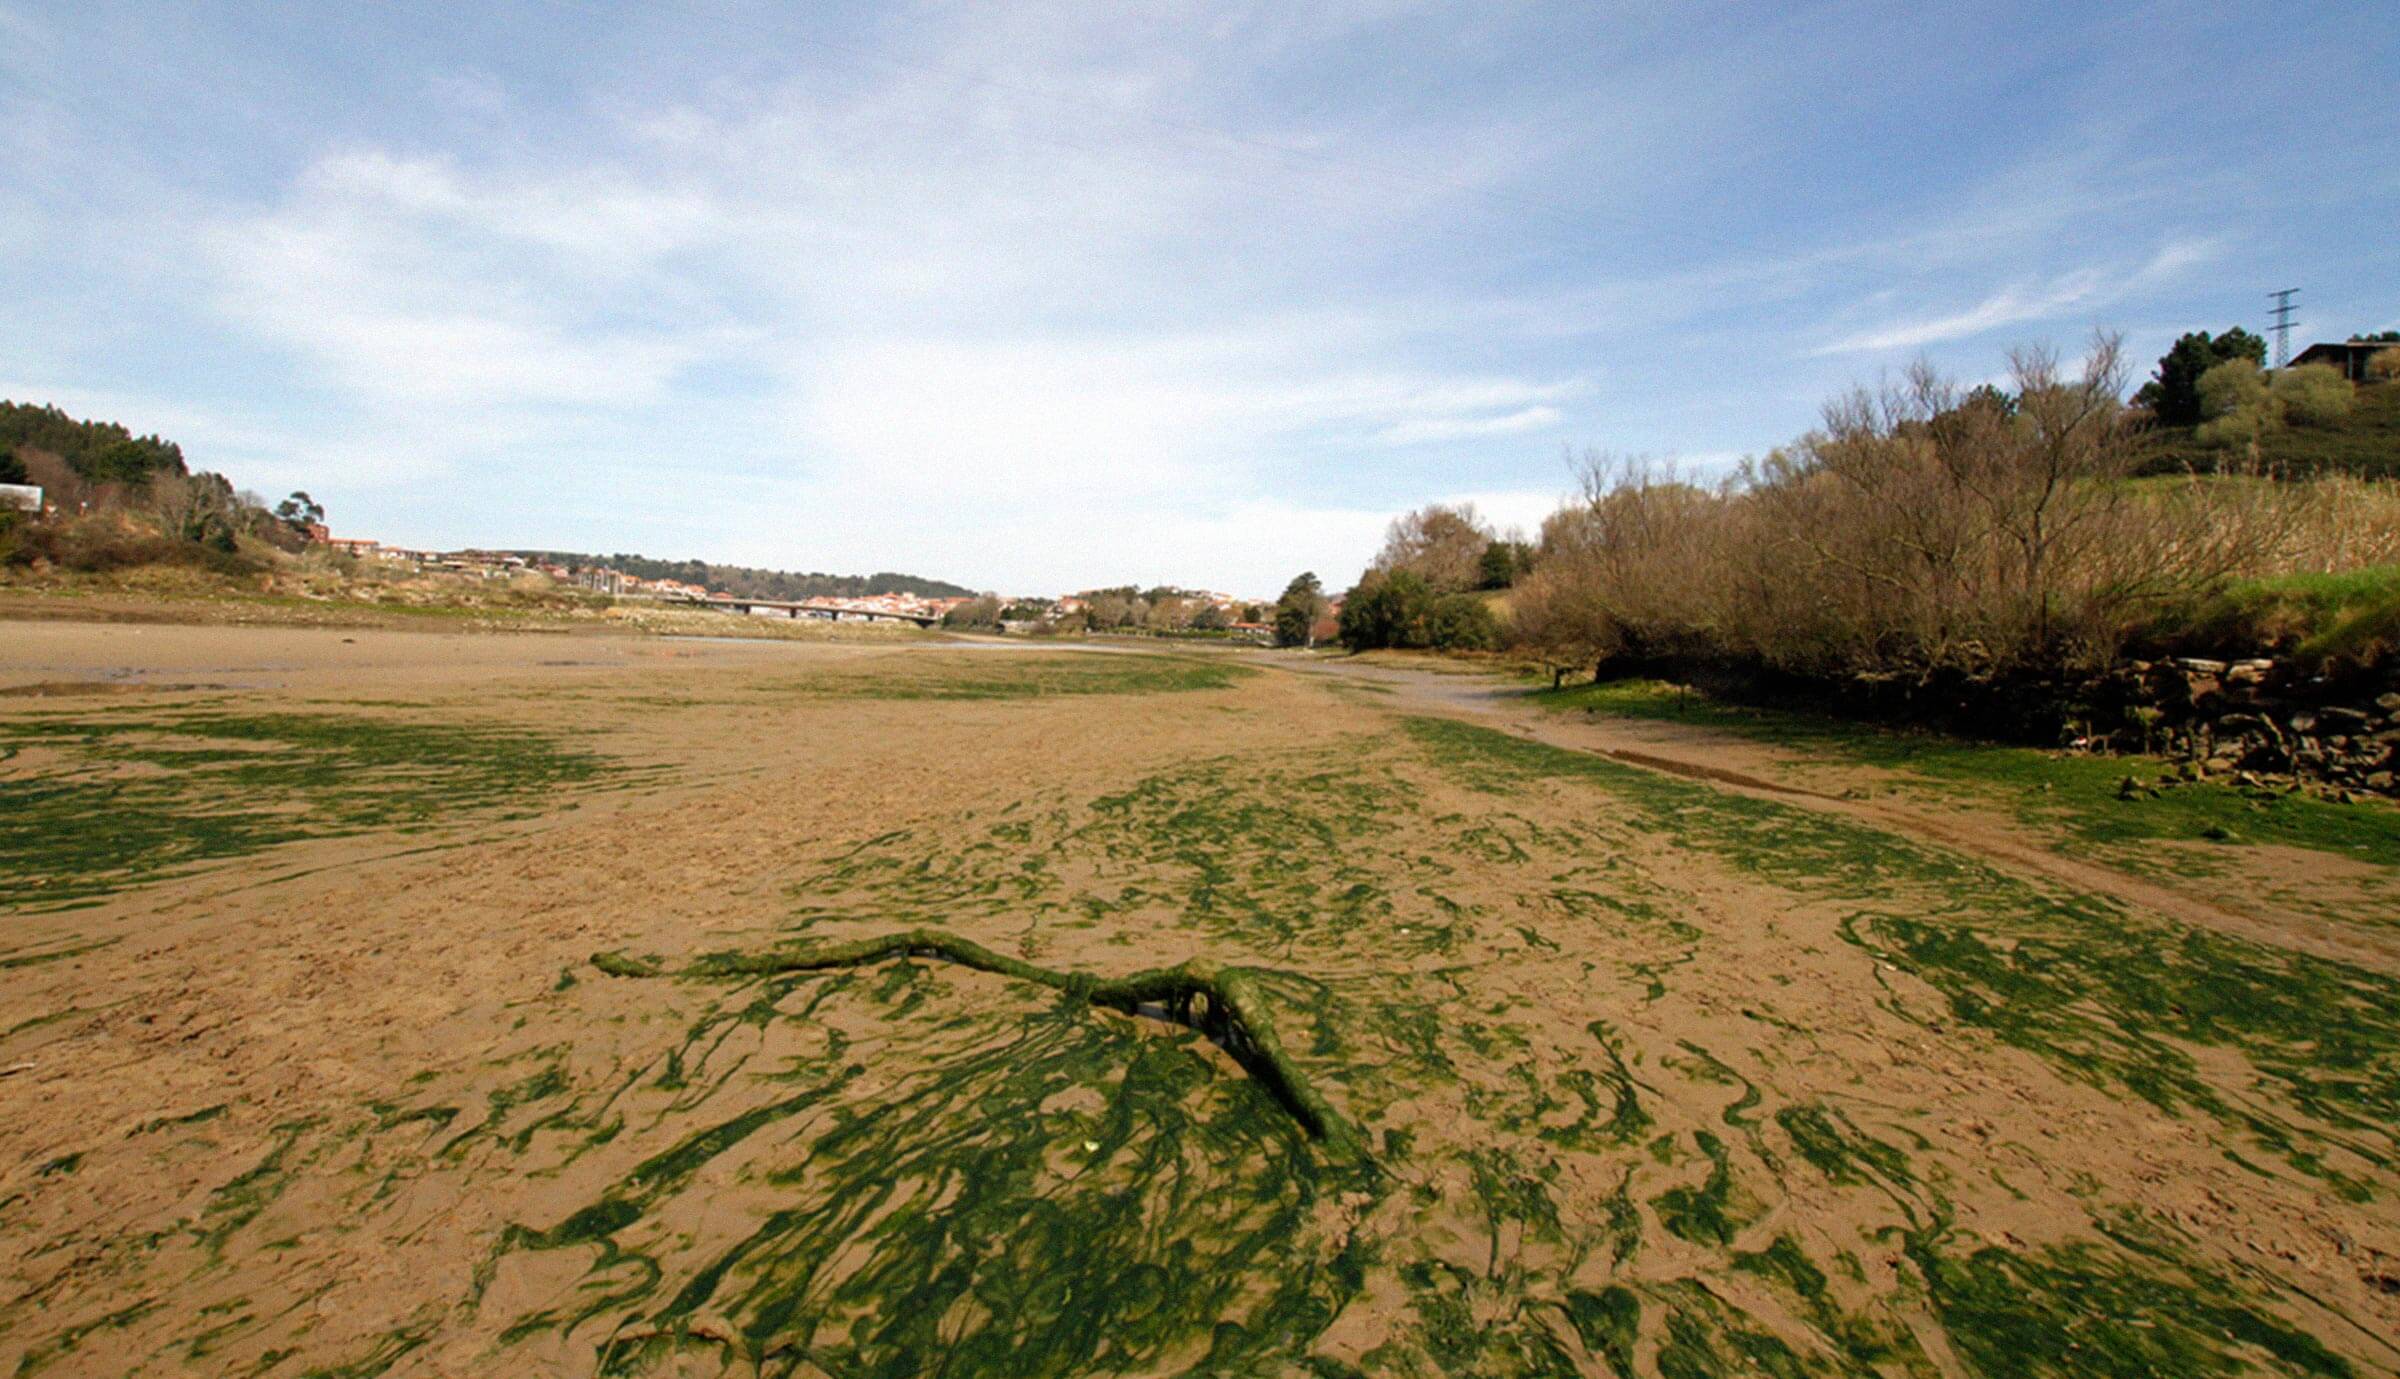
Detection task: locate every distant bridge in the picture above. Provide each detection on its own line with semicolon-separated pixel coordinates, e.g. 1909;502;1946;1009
698;596;941;627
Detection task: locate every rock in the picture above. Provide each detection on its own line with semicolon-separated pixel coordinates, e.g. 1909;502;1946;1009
2289;711;2319;734
2172;657;2229;675
2116;775;2143;801
2376;692;2400;714
2317;706;2371;731
2200;823;2239;842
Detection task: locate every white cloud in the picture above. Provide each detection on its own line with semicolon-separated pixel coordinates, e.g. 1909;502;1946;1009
1812;237;2223;356
16;2;2367;597
203;154;736;414
1813;273;2108;355
1376;405;1562;445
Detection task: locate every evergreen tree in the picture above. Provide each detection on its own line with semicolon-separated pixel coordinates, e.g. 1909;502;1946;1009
1272;572;1326;647
2135;329;2267;426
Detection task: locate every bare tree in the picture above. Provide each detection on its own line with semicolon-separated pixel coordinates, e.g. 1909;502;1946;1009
1373;503;1493;592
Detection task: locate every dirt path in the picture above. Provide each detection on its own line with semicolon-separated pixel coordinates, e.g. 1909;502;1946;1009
1264;650;2400;974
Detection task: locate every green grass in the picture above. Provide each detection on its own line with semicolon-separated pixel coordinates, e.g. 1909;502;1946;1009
2144;563;2400;663
0;708;622;909
1534;677;2400;867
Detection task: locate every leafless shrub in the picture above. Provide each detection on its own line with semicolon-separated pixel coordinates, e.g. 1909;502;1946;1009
1372;503;1494;593
1512;332;2397;683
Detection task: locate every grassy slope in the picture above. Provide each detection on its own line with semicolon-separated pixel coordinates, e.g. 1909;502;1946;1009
2145;378;2400;478
2141;564;2400;663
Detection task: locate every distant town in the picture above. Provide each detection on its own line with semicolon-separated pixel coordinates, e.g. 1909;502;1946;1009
301;525;1276;635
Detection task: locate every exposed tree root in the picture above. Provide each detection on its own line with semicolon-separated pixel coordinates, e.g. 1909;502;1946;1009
591;928;1367;1161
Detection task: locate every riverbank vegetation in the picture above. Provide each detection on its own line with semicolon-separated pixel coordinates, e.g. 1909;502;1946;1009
1325;334;2400;705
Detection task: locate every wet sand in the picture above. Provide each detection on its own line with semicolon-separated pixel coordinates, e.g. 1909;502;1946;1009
4;620;2395;1377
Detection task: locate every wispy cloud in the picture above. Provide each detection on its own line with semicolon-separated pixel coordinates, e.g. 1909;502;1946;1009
1376;405;1563;445
1812;237;2224;356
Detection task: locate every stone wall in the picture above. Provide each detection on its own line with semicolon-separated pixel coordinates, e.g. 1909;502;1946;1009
2118;657;2400;797
1657;652;2400;800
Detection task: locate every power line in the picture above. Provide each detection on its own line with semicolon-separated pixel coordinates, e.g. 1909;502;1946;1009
2268;287;2299;367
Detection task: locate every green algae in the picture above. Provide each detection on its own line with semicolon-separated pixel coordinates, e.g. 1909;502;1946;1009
1401;716;2400;1180
12;1297;163;1377
1651;1131;1750;1247
0;708;621;908
194;1120;320;1259
129;1103;229;1138
592;928;1365;1157
1561;1284;1641;1373
485;963;1361;1378
0;937;118;970
5;703;2385;1376
1774;1104;1916;1193
1908;1230;2356;1379
766;652;1251;701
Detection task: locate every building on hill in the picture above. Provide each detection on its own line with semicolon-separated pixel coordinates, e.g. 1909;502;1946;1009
2290;339;2395;383
573;566;629;595
1;483;41;513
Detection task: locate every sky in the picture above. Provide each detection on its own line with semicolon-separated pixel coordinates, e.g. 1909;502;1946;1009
3;2;2394;597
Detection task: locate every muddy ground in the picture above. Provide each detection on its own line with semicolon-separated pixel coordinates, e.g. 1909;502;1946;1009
2;619;2396;1378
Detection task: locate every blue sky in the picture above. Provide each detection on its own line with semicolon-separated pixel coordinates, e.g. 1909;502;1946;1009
3;2;2393;595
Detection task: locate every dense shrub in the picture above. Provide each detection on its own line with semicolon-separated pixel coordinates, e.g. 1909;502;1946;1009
2273;363;2354;427
1427;594;1502;651
1337;569;1433;648
7;510;257;575
1337;571;1506;652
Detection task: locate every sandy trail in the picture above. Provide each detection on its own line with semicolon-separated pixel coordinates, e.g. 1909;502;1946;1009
3;621;2395;1378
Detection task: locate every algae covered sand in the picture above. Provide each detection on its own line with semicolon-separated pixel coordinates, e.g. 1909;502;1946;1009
2;622;2395;1377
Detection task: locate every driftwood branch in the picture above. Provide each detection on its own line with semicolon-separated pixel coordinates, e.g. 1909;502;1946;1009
592;928;1365;1161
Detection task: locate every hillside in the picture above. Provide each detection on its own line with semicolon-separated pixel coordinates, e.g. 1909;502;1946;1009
2143;377;2400;478
1;400;188;487
510;551;977;601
